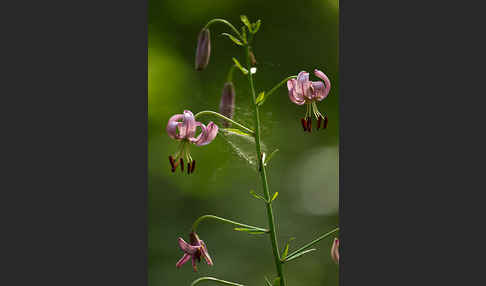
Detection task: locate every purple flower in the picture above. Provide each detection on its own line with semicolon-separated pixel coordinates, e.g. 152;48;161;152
195;28;211;71
287;69;331;132
219;82;235;127
176;232;213;272
166;110;219;174
331;237;339;264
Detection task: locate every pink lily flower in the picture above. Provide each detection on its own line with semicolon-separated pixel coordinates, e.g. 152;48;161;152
287;69;331;132
166;110;218;174
176;232;213;272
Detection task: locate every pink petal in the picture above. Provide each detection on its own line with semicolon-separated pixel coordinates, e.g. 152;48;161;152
314;69;331;98
311;81;329;101
199;240;213;266
178;238;198;254
191;256;198;272
176;253;191;268
193;122;218;146
189;122;206;143
166;114;184;140
179;110;196;139
287;79;305;105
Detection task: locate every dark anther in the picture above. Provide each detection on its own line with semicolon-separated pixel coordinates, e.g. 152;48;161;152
301;118;307;131
323;116;328;129
307;117;312;132
180;158;184;172
169;156;176;172
187;162;191;174
191;160;196;173
317;116;322;130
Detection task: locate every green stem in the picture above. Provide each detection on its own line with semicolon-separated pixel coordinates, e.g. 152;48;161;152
194;110;254;135
204;19;243;41
192;214;268;233
191;277;245;286
227;64;237;82
264;75;297;104
245;44;286;286
284;227;339;260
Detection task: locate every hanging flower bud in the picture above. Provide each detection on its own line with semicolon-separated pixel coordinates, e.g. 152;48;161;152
219;82;235;127
195;28;211;71
331;237;340;264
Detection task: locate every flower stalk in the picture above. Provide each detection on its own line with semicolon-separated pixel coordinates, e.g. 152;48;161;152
245;42;286;286
194;110;254;135
192;214;268;233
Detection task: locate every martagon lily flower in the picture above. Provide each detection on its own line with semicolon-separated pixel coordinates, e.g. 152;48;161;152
176;232;213;272
287;69;331;132
166;110;218;174
331;237;340;264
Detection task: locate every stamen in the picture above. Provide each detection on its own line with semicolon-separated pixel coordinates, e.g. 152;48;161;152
191;160;196;173
169;156;176;172
301;118;307;131
180;158;184;172
307;117;312;132
323;116;328;129
187;162;191;174
317;116;322;130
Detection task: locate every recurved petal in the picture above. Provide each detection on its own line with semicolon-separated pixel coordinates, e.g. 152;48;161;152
194;122;218;146
199;240;213;266
176;253;191;268
287;79;305;105
178;237;199;254
167;114;184;139
314;69;331;97
331;238;340;264
311;81;329;101
180;110;197;138
189;122;206;144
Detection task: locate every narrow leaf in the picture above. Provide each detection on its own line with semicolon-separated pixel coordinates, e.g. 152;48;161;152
264;277;272;286
264;149;279;165
249;190;266;201
241;26;247;43
221;33;243;46
271;192;279;202
240;15;252;32
273;277;281;286
232;57;248;75
255;92;265;105
222;128;252;137
281;237;295;259
284;249;317;262
234;227;266;234
252;20;261;34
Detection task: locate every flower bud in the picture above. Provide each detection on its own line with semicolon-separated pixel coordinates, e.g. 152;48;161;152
195;28;211;71
331;237;340;264
219;82;235;127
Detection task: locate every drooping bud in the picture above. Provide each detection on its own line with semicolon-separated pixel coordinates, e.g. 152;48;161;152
195;28;211;71
331;238;340;264
219;82;235;127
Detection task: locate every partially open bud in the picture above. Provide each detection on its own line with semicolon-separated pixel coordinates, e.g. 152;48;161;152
331;238;340;264
219;82;235;127
195;28;211;71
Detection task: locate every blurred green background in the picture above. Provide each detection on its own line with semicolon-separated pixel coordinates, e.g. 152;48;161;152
149;0;339;285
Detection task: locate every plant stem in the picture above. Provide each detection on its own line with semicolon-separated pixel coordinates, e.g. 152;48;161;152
191;277;245;286
192;214;268;233
285;227;339;260
194;110;254;135
204;19;243;41
263;75;297;104
245;44;286;286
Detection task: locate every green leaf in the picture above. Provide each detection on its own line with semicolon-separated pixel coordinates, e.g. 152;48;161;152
273;277;281;286
264;149;279;165
240;15;252;32
255;92;265;105
250;190;266;201
222;128;252;137
264;277;272;286
221;33;243;46
241;26;247;43
284;249;317;262
271;192;279;202
281;237;295;260
232;57;248;75
252;20;261;34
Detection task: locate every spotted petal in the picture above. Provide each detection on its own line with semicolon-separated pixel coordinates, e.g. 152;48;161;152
287;79;305;105
313;69;331;101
